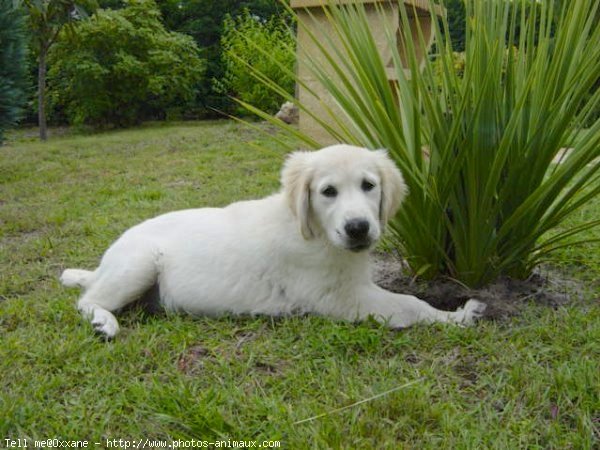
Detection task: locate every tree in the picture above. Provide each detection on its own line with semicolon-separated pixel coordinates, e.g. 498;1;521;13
47;0;204;127
445;0;466;51
0;0;28;144
23;0;96;140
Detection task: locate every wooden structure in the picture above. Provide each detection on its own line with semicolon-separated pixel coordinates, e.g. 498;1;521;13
291;0;443;144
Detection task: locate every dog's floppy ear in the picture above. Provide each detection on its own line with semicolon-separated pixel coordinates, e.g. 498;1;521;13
281;151;314;239
374;150;408;226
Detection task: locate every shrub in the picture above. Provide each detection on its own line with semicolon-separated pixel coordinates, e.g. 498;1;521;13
0;0;28;142
47;0;204;127
158;1;288;117
217;9;295;115
246;0;600;287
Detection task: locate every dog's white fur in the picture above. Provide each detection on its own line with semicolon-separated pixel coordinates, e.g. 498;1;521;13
61;145;485;338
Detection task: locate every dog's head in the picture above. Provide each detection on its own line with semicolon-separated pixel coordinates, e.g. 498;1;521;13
281;145;407;252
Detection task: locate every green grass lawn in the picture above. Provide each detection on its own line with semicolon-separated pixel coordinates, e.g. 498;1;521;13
1;121;598;448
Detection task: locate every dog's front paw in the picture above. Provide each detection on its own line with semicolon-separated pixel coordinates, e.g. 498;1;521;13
91;309;120;339
456;299;487;325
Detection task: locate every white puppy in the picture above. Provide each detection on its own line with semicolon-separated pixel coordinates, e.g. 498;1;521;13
61;145;485;338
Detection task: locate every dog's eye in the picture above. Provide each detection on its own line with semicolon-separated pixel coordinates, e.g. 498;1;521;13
361;180;376;192
321;185;338;198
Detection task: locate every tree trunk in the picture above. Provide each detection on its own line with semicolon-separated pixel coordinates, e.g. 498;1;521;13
38;47;48;141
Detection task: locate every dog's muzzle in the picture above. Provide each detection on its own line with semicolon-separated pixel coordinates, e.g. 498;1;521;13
344;218;372;252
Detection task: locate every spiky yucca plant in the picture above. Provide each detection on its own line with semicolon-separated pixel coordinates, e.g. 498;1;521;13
242;0;600;287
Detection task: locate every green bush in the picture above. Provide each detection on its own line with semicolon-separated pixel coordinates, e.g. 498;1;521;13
0;0;28;142
47;0;204;127
247;0;600;287
217;9;295;115
158;1;288;117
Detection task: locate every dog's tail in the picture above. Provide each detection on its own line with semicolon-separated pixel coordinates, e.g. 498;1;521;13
60;269;94;289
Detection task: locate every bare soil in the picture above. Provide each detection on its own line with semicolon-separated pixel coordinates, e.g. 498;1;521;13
372;252;585;320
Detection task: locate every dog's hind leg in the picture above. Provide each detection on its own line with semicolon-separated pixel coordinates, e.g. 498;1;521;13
72;241;159;338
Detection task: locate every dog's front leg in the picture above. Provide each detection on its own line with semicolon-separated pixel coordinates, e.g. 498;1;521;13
356;284;486;328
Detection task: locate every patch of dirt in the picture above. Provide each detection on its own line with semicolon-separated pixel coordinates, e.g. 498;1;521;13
372;252;586;320
177;344;211;375
176;328;287;376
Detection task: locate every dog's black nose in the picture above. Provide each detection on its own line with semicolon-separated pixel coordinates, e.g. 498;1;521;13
344;218;370;240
